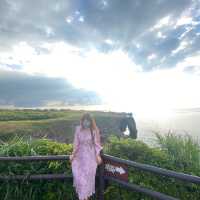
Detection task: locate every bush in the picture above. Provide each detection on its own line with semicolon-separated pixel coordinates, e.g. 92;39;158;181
103;134;200;200
0;133;200;200
0;136;74;200
154;131;200;175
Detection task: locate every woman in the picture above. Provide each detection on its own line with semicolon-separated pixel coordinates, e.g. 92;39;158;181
69;113;103;200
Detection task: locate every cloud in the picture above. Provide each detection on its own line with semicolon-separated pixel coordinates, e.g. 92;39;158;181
157;31;167;39
0;41;143;107
0;0;192;50
171;40;190;55
176;53;200;76
124;0;200;70
1;0;200;109
147;53;157;61
0;0;198;71
0;68;101;107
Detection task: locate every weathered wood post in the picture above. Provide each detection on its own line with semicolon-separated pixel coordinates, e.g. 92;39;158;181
98;150;104;200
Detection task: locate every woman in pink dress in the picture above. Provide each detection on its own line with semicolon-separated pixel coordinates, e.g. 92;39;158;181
69;113;103;200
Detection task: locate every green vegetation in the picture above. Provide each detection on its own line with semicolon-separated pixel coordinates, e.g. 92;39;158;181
104;133;200;200
0;136;73;200
154;131;200;175
0;109;124;142
0;109;66;121
0;109;199;199
0;132;199;199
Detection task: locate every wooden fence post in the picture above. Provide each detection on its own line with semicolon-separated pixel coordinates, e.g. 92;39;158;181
97;150;104;200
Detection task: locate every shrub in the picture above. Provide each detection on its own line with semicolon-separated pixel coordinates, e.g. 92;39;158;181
103;134;200;200
0;133;200;200
0;136;74;200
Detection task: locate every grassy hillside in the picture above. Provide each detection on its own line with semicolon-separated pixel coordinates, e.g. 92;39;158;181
0;109;126;143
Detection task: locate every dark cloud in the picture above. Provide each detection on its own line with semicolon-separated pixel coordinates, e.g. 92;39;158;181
126;14;200;69
0;69;102;107
1;0;200;108
0;0;192;49
0;0;200;71
130;33;182;70
77;0;190;43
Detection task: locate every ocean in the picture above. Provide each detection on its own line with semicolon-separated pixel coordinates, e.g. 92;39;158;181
135;109;200;145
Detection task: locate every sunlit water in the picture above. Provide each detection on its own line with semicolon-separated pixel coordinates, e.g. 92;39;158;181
135;111;200;146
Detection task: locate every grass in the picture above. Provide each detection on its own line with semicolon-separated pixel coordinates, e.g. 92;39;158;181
0;109;125;143
153;130;200;175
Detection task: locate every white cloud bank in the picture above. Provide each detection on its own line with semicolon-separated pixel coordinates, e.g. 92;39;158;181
1;41;200;115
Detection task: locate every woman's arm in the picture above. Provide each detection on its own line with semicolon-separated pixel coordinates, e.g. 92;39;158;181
94;127;103;156
72;126;80;157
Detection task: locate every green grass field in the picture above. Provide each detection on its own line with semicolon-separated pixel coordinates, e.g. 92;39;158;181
0;109;125;143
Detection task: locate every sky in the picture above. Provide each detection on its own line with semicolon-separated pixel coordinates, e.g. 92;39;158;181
0;0;200;114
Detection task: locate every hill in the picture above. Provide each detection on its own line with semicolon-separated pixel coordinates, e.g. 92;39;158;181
0;109;127;143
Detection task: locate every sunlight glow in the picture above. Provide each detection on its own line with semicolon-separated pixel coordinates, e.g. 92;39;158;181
2;41;200;119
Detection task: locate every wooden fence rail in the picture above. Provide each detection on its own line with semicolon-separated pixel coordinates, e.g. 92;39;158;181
0;153;200;200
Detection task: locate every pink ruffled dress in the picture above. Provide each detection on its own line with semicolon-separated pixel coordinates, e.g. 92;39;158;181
71;125;103;200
